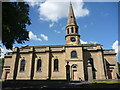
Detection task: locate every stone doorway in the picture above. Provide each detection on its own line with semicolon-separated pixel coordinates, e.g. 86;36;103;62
108;70;113;79
71;64;79;80
73;70;78;80
5;71;10;80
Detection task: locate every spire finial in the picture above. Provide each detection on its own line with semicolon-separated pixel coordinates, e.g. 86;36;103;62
67;1;77;26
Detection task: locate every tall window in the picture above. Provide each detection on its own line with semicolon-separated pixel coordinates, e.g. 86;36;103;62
37;59;42;71
71;51;77;58
20;60;25;72
54;59;58;71
71;27;74;33
75;27;78;33
67;28;69;34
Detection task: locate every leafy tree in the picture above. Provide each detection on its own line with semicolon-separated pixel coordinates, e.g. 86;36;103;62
0;58;4;79
0;58;4;69
0;45;2;58
2;2;31;49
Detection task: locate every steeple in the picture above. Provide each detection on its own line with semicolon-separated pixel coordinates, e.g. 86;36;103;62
67;3;77;26
65;3;80;45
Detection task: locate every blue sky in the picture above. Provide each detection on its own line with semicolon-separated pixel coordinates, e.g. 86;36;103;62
20;2;118;47
23;2;118;49
1;1;119;62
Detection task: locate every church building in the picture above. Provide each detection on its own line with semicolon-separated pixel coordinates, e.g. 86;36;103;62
2;3;119;81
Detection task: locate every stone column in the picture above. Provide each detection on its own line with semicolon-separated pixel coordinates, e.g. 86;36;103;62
8;47;19;80
87;61;93;81
30;47;35;80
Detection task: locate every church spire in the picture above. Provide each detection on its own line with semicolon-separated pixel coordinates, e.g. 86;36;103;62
67;3;77;26
65;3;80;45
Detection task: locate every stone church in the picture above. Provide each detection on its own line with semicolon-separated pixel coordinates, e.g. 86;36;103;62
2;3;119;81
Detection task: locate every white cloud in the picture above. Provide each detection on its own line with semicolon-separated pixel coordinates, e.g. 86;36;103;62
112;40;118;54
23;0;120;3
54;30;61;34
112;40;120;54
0;46;12;58
38;0;89;22
112;40;120;62
24;0;45;7
80;40;97;44
89;41;97;44
40;34;48;41
49;23;54;28
80;39;88;44
24;0;40;7
29;31;42;41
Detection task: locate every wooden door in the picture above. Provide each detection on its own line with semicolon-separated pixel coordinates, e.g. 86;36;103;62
108;70;112;79
5;72;9;80
73;70;78;80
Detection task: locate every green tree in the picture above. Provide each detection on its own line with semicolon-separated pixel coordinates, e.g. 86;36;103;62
0;58;4;69
0;58;4;79
2;2;31;49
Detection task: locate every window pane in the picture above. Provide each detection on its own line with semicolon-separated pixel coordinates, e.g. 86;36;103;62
67;28;69;34
54;59;58;71
75;27;78;33
71;27;74;33
20;60;25;72
71;51;77;58
37;59;41;71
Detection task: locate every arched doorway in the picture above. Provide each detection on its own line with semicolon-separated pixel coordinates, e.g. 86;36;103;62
71;64;79;80
107;70;113;79
4;69;10;80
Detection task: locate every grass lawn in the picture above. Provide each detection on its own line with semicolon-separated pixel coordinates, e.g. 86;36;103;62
89;80;120;84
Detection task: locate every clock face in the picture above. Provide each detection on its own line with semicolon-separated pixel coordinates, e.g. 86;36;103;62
70;37;76;42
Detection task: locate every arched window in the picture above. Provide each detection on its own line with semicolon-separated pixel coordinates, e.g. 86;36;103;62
20;60;25;72
71;27;74;33
67;28;69;34
71;51;77;58
75;27;78;33
37;59;42;71
54;59;58;71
